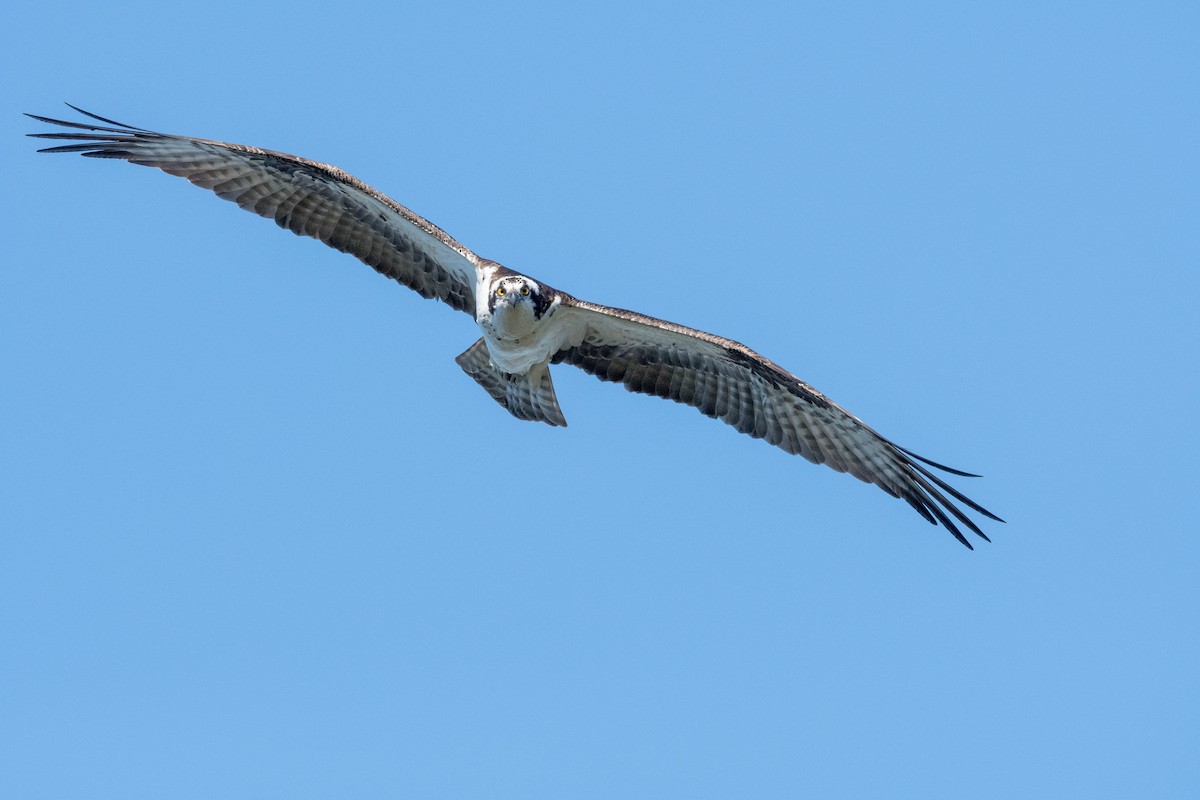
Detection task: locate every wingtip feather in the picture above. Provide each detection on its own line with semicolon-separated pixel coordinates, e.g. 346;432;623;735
63;103;148;131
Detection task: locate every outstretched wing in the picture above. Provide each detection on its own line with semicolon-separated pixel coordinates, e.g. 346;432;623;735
27;106;481;314
553;299;1003;548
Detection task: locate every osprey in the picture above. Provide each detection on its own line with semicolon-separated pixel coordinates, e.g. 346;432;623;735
28;106;1003;547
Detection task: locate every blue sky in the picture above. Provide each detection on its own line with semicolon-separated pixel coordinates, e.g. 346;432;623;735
2;1;1197;797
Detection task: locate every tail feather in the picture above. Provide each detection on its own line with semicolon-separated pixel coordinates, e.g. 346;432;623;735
455;339;567;427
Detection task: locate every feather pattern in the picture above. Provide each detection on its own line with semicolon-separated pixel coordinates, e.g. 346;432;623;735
26;106;481;313
553;300;1003;548
456;338;567;427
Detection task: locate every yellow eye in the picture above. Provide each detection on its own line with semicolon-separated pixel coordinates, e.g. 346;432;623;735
521;286;530;296
497;286;506;296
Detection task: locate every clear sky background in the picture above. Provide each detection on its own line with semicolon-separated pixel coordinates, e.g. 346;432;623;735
2;2;1197;797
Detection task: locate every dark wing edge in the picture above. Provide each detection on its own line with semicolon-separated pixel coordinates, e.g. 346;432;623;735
26;104;481;314
554;299;1004;548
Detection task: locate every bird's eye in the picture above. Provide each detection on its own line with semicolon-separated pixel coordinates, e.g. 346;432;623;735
497;286;506;296
521;286;530;296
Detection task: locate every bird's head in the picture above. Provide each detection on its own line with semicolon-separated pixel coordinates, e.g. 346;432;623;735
492;275;534;306
479;269;560;342
488;274;551;318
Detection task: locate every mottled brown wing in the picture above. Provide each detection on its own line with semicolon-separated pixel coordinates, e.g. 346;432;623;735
554;299;1002;547
27;106;480;313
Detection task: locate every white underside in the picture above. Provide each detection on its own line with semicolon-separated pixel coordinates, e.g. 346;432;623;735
479;300;587;375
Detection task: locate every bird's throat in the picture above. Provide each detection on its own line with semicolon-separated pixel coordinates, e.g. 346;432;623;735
488;301;538;342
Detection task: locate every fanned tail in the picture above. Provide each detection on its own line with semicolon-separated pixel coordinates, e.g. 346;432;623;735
456;339;568;428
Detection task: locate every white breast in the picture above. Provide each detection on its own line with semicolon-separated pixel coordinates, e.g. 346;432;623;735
480;298;585;375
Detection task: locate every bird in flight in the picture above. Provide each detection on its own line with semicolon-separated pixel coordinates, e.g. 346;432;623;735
28;106;1002;547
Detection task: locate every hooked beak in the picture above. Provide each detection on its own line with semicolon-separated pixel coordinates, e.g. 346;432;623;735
501;292;528;306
